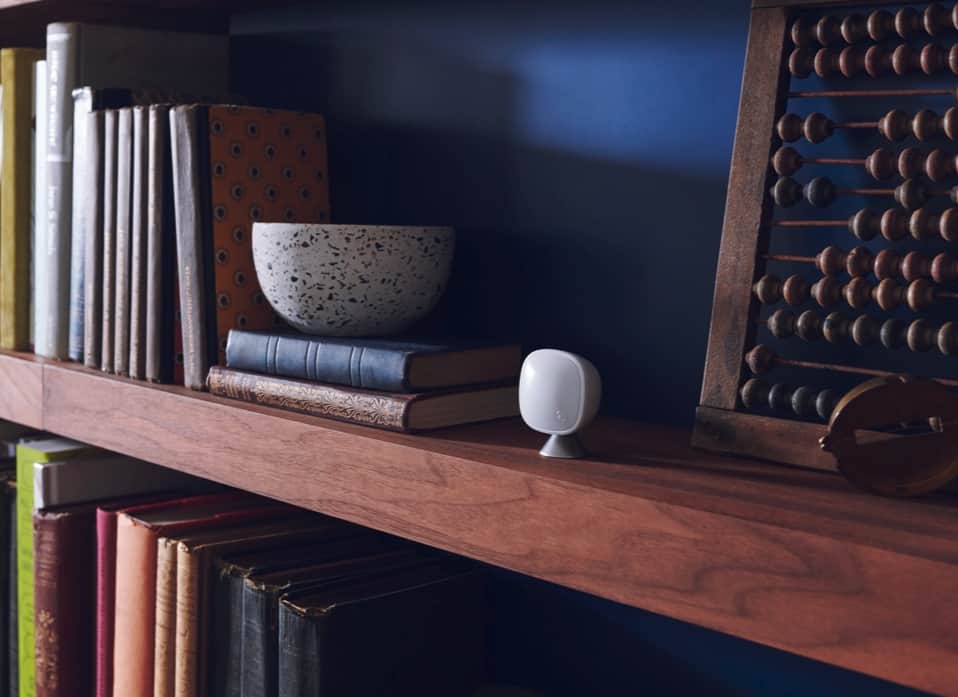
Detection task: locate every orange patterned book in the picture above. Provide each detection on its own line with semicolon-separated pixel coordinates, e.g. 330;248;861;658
170;105;331;389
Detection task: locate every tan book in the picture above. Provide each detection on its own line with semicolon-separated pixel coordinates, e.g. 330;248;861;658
152;538;178;697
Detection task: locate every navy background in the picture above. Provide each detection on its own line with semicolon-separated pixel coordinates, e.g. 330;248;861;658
230;2;929;694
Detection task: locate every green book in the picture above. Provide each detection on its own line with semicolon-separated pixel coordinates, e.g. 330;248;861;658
16;438;91;697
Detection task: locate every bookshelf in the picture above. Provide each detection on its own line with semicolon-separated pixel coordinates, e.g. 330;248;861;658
0;349;953;695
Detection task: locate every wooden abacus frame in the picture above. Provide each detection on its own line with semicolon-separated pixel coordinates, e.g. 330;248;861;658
692;0;943;471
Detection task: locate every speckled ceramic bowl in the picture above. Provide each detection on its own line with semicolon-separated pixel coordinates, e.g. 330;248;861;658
252;223;455;336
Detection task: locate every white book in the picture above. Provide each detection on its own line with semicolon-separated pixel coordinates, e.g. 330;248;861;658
33;454;209;509
32;60;48;355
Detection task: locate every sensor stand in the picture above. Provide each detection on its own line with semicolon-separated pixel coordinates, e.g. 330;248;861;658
539;433;587;459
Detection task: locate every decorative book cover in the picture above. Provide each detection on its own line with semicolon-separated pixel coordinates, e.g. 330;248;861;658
170;105;330;389
0;49;43;351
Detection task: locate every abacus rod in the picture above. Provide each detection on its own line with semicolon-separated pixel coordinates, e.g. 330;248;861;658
807;156;863;166
765;354;958;387
788;87;956;98
835;121;877;129
764;253;816;263
773;220;846;227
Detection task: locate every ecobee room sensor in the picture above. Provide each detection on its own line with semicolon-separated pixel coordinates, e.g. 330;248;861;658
518;349;601;459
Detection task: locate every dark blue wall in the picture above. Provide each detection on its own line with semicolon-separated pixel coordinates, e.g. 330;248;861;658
230;3;929;694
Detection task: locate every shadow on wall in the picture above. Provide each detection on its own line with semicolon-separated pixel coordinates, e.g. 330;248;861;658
230;0;749;426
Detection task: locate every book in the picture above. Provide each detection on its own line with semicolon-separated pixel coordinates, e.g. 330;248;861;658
32;61;47;357
5;479;15;697
113;108;133;376
111;493;283;697
101;109;117;373
207;366;520;432
33;502;99;697
277;561;485;697
44;22;229;360
16;438;92;697
153;537;177;697
129;106;148;379
145;105;175;383
33;454;208;509
169;105;331;389
226;331;522;392
0;469;14;697
0;49;43;351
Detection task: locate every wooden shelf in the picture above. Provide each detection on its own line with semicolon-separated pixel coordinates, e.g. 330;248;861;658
2;351;957;695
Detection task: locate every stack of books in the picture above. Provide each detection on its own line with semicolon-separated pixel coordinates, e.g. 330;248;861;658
7;435;487;697
209;330;524;431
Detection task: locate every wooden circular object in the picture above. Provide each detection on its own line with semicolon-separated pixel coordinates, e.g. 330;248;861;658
882;208;909;241
851;314;879;345
907;319;938;352
873;248;902;280
790;48;815;77
791;16;816;47
931;252;958;282
753;275;782;304
940;207;958;240
804;113;834;143
795;310;822;341
777;113;804;142
805;177;836;207
938;321;958;354
816;15;842;45
845;246;874;276
910;208;939;241
850;208;880;240
822;312;848;343
783;274;810;305
868;9;895;41
865;44;893;76
894;178;927;210
815;246;845;276
901;251;931;281
772;177;803;207
841;14;868;43
879;109;910;141
865;148;896;180
895;6;923;39
767;308;795;338
745;345;774;375
772;146;802;176
811;276;842;307
880;318;907;349
843;276;872;309
739;378;768;410
924;3;952;36
820;375;958;497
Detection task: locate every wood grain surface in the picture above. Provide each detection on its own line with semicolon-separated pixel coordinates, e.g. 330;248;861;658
0;355;935;694
0;352;42;428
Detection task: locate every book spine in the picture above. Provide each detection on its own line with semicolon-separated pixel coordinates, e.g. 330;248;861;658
32;61;48;358
145;105;172;383
67;90;89;363
0;481;11;696
153;538;177;697
81;105;104;369
114;109;133;376
208;566;243;697
8;484;17;697
277;601;324;697
225;331;408;392
94;509;115;697
206;366;409;431
113;515;157;697
239;583;277;697
34;510;96;697
172;542;199;697
129;107;149;379
0;49;44;351
45;24;79;359
16;457;35;697
169;105;211;391
101;110;117;373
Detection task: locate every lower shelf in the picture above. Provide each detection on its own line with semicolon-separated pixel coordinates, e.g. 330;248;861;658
2;351;957;695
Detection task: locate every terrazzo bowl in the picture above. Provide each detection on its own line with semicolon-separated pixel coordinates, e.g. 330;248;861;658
252;223;456;336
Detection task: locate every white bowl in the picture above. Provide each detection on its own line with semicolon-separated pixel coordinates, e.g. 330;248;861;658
252;223;455;336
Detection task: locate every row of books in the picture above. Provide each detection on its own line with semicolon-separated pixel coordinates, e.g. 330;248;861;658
2;429;500;697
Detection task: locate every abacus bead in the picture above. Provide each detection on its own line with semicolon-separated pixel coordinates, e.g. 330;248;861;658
815;246;845;276
812;276;842;307
772;147;802;176
868;10;895;41
895;179;927;211
767;308;795;338
804;177;836;208
950;45;958;75
907;319;938;352
940;207;958;241
795;310;822;341
791;385;817;417
845;246;874;277
851;314;879;345
925;3;951;35
754;275;782;304
813;49;839;77
791;17;817;47
881;318;907;349
838;46;865;77
891;44;917;75
874;248;902;280
896;148;923;179
865;44;892;76
816;16;842;46
931;252;958;283
920;43;947;75
823;312;849;343
865;148;896;180
803;113;833;144
909;208;938;241
843;276;872;309
875;279;904;311
777;113;803;143
878;109;909;141
745;345;775;375
768;382;792;412
938;321;958;355
772;177;803;207
907;278;936;311
944;107;958;140
783;274;811;306
901;251;931;281
849;209;879;241
895;6;923;38
881;208;909;241
816;389;838;421
924;148;954;182
740;378;769;410
841;14;868;44
913;110;941;141
789;48;815;78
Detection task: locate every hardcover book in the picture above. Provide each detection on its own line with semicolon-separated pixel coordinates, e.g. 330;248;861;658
100;110;118;373
113;108;133;376
145;105;175;383
32;61;47;357
225;331;522;392
129;107;148;379
169;105;330;389
5;478;15;697
0;49;43;351
44;22;229;360
0;469;14;697
207;366;519;432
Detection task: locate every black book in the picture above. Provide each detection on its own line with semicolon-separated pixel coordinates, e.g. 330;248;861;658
277;560;486;697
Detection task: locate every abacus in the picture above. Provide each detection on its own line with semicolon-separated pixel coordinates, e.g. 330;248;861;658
693;0;958;477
